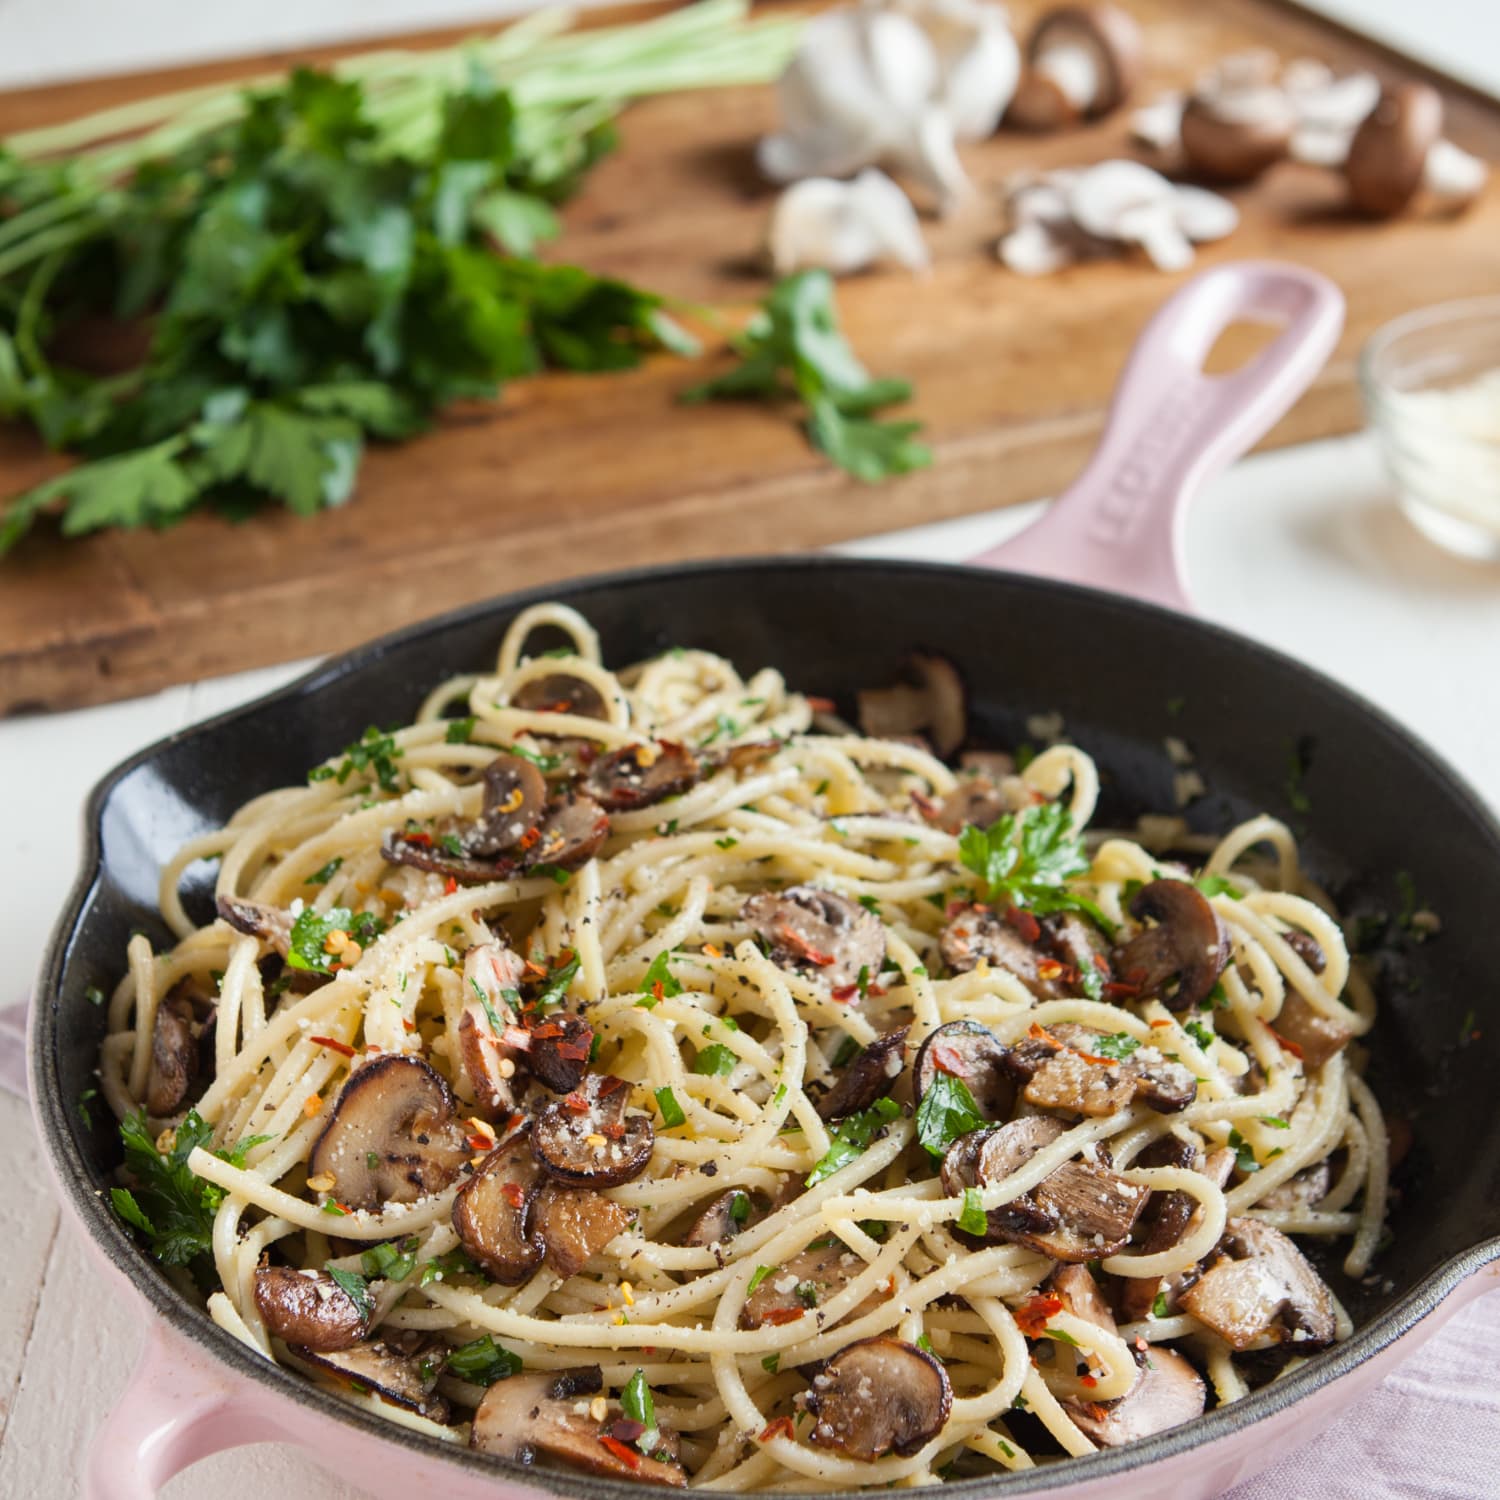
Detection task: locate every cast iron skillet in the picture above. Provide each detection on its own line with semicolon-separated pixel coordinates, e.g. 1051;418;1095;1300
28;267;1500;1498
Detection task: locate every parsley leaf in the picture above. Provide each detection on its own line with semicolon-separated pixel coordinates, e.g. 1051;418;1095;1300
655;1086;686;1128
641;950;682;999
1185;1019;1215;1051
807;1097;901;1185
681;270;930;483
446;1334;523;1385
1094;1032;1141;1061
361;1237;419;1282
1195;874;1243;899
445;716;477;745
305;856;343;886
1227;1128;1261;1174
957;1187;988;1236
286;906;354;973
915;1071;984;1159
324;1265;373;1321
694;1043;738;1077
747;1265;775;1295
621;1369;661;1453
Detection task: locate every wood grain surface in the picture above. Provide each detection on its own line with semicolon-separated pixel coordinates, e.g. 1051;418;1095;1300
2;0;1497;715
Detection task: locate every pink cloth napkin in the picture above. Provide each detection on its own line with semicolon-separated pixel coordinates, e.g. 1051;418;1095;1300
4;997;1495;1493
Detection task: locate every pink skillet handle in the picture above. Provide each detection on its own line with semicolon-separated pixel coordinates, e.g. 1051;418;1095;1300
969;260;1345;613
84;1322;286;1500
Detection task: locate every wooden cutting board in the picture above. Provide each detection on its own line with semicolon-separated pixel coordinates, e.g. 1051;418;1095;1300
2;0;1498;715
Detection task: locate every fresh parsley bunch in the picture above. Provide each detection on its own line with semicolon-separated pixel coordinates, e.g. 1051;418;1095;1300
0;66;688;551
957;802;1113;934
683;269;930;483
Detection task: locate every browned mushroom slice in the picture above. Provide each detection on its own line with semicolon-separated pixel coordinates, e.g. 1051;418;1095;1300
1179;1217;1337;1351
1026;1158;1151;1262
1118;1142;1234;1322
1282;929;1327;974
308;1055;471;1211
254;1265;368;1352
147;984;202;1116
381;831;516;885
817;1026;909;1120
527;791;611;870
1272;991;1353;1069
683;1188;763;1249
940;1117;1065;1240
297;1333;449;1420
585;741;701;812
1009;1024;1197;1117
1041;911;1111;974
1022;1046;1137;1118
1258;1159;1333;1212
1110;880;1229;1012
457;942;525;1113
938;905;1067;997
1048;1261;1118;1335
805;1338;952;1461
217;894;292;955
856;653;966;759
743;886;886;991
914;1020;1015;1120
533;1184;630;1280
526;1015;596;1094
467;754;549;857
1065;1348;1206;1446
711;740;782;774
512;674;609;721
921;773;1034;834
740;1242;879;1329
532;1073;655;1188
453;1130;546;1285
471;1367;686;1486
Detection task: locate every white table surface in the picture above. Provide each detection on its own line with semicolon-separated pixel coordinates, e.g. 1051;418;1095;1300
3;429;1500;1497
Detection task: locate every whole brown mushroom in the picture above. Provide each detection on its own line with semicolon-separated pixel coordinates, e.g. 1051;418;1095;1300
1007;5;1142;132
1344;83;1487;217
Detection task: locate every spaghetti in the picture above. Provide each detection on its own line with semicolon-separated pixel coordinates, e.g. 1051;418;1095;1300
98;601;1386;1486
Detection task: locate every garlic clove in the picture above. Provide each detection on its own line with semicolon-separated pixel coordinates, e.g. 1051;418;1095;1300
895;103;973;214
850;168;932;269
769;170;928;277
1172;184;1239;242
997;219;1076;275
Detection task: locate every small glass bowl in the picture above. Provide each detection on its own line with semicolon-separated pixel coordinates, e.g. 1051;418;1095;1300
1360;296;1500;560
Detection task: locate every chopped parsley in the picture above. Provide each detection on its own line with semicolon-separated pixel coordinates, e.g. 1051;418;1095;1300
1094;1032;1141;1061
694;1044;738;1078
641;949;682;999
305;856;343;886
621;1369;661;1453
956;802;1114;934
655;1087;686;1128
444;716;477;745
1258;1115;1291;1130
324;1265;374;1321
1227;1128;1260;1174
286;905;385;972
77;1086;99;1127
308;726;403;794
914;1071;984;1159
1152;1291;1169;1319
1185;1019;1215;1051
533;952;580;1011
729;1191;752;1225
746;1265;775;1295
714;835;739;850
417;1248;479;1287
1195;874;1243;899
857;894;882;916
361;1237;419;1282
807;1096;901;1185
761;1353;780;1374
957;1187;988;1236
447;1334;523;1384
507;743;564;771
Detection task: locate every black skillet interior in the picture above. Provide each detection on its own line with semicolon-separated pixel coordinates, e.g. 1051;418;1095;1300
34;557;1500;1495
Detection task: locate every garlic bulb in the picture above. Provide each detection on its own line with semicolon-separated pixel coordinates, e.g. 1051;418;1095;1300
758;0;1019;215
770;169;929;276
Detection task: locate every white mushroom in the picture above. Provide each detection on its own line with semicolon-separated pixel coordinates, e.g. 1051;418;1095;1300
1177;52;1296;182
771;170;929;277
758;0;1019;214
1342;83;1488;216
1007;3;1142;132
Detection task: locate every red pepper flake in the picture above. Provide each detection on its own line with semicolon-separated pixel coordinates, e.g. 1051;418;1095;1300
775;925;835;967
759;1416;796;1443
1149;1018;1173;1028
931;1045;965;1076
500;1181;527;1208
1079;1374;1098;1388
1035;958;1065;981
523;958;549;977
557;1036;593;1062
830;983;857;1002
530;1021;565;1039
468;1134;494;1153
652;980;665;1001
1092;954;1112;976
1103;980;1143;999
404;831;433;847
444;876;458;895
518;827;542;853
761;1306;805;1325
564;1092;590;1114
1014;1293;1063;1338
946;900;972;920
401;1019;416;1033
1266;1023;1304;1059
309;1035;356;1058
598;1436;641;1470
805;696;837;713
602;1121;626;1140
1027;1023;1062;1050
1134;1336;1150;1354
1004;905;1042;944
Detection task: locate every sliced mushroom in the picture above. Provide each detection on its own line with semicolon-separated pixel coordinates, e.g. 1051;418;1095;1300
585;741;701;812
1110;880;1229;1011
817;1026;909;1120
805;1338;952;1461
452;1130;547;1285
1007;4;1142;131
711;739;784;775
1179;1217;1337;1351
512;674;609;721
146;982;204;1116
307;1055;471;1211
381;829;514;885
744;885;886;991
467;754;549;857
920;772;1034;834
526;1015;596;1095
913;1020;1016;1120
856;652;966;758
217;893;292;955
1179;54;1295;182
1282;929;1327;974
528;791;612;870
532;1073;655;1188
1272;991;1352;1069
254;1265;368;1352
457;941;526;1113
939;904;1066;996
683;1188;764;1249
1258;1159;1332;1213
741;1242;878;1330
471;1367;685;1486
533;1184;630;1280
297;1333;450;1421
1006;1024;1197;1116
941;1117;1064;1240
1065;1347;1206;1445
